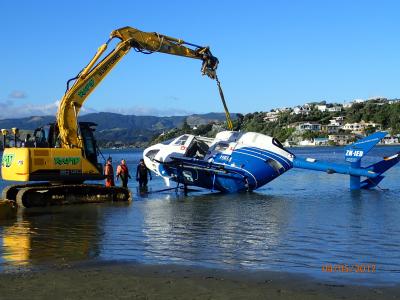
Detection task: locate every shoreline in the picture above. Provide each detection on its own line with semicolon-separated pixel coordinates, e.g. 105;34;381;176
98;143;400;150
0;261;398;299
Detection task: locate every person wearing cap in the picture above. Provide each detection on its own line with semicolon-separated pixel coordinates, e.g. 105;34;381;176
116;159;131;188
104;156;115;187
136;158;152;188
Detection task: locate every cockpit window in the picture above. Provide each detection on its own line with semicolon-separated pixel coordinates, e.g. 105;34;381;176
145;149;160;160
214;142;229;152
173;135;189;146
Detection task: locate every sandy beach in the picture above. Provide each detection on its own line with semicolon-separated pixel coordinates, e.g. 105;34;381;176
0;262;398;300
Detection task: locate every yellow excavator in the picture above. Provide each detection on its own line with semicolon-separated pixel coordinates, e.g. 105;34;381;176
1;26;231;207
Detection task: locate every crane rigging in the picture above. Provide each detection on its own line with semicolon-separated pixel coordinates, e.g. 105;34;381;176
1;26;232;207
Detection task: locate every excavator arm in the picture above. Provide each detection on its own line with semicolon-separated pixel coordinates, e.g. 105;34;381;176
57;26;223;148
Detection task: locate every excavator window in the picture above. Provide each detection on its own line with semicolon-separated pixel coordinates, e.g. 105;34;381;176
80;123;98;168
33;127;49;148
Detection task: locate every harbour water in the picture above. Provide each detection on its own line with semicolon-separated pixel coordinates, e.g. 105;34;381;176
1;146;400;286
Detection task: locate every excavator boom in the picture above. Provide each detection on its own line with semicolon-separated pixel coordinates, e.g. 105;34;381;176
57;26;220;149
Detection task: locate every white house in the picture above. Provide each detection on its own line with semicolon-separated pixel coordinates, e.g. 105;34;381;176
321;124;340;134
328;134;354;145
275;107;291;113
327;106;342;112
292;105;311;115
263;111;279;122
380;134;400;144
316;105;327;112
343;102;353;109
342;120;381;134
296;122;321;132
329;116;345;126
343;99;364;109
314;137;329;146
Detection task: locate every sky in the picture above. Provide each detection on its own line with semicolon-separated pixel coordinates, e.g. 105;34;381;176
1;0;400;119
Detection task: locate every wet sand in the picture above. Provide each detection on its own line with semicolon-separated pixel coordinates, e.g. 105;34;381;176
0;262;398;299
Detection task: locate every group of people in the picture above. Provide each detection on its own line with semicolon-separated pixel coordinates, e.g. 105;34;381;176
104;157;152;189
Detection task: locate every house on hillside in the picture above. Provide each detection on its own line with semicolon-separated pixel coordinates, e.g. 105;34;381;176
321;124;340;134
327;105;342;112
380;134;400;144
295;122;321;133
298;137;329;146
276;107;291;113
343;99;365;109
329;116;345;126
328;134;355;145
263;111;279;122
342;120;381;135
314;137;329;146
292;105;311;115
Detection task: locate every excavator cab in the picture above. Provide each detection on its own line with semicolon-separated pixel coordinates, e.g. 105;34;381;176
31;122;100;169
1;122;103;183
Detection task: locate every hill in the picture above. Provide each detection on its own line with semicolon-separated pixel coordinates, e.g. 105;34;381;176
0;112;234;147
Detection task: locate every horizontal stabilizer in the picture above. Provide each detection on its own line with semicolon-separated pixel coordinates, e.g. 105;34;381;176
360;176;385;189
366;153;400;175
344;131;387;163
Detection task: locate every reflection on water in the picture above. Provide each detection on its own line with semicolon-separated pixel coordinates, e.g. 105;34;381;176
2;220;30;265
0;206;104;268
1;146;400;285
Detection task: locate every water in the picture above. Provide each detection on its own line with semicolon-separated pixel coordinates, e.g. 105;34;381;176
1;146;400;285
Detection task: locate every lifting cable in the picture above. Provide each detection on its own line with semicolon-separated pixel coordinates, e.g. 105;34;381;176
215;75;233;131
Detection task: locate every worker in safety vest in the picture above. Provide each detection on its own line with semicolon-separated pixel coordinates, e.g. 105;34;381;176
116;159;131;188
104;156;115;187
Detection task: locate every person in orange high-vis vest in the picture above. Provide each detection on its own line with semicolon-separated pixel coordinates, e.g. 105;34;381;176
116;159;131;188
104;157;115;187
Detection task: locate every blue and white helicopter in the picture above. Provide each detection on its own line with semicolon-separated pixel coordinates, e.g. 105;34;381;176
143;131;400;193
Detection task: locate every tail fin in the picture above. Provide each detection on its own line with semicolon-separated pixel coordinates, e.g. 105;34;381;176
344;131;387;163
345;131;390;190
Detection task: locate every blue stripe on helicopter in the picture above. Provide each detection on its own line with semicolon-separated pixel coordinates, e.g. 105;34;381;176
233;149;289;169
242;147;292;166
235;147;292;169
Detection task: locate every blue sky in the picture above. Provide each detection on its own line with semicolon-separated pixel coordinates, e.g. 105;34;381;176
1;0;400;118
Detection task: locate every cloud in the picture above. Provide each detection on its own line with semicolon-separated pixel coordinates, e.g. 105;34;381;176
0;100;192;120
105;105;194;116
0;100;59;119
9;90;27;99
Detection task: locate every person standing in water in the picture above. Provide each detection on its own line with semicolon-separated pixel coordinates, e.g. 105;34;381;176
136;159;152;188
104;157;115;187
116;159;131;188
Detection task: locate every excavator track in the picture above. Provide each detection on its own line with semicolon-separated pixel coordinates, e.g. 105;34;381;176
2;183;48;201
3;184;130;208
